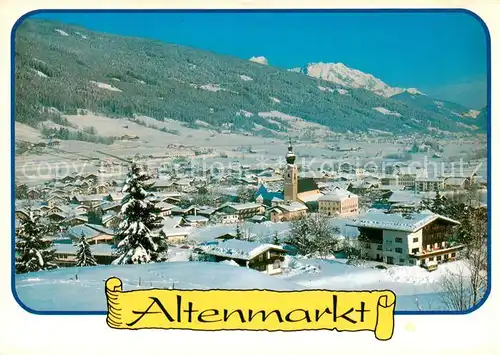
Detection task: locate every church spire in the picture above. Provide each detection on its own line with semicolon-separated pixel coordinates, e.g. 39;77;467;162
286;138;296;164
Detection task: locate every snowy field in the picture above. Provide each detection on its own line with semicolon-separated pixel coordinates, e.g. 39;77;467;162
15;112;486;185
15;262;299;311
15;256;468;312
279;257;461;311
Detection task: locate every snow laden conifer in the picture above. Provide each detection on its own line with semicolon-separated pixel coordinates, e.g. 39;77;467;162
75;232;97;267
113;161;167;264
15;207;57;274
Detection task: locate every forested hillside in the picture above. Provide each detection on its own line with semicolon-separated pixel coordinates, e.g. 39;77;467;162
15;19;483;136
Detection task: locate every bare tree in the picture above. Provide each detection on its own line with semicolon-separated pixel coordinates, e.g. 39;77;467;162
287;213;340;258
439;257;486;311
239;222;254;241
342;237;368;266
439;208;487;311
236;185;255;203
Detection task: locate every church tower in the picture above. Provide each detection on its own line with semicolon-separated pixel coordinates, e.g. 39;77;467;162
284;139;298;202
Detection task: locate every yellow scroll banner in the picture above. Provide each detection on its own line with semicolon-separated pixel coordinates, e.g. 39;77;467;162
105;277;396;340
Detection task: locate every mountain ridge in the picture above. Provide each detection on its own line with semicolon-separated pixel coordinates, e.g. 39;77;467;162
14;19;485;139
288;62;424;98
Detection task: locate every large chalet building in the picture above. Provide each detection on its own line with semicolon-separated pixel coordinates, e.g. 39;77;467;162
347;211;462;266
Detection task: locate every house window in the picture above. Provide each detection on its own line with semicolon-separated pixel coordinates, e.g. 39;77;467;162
395;247;402;253
399;258;405;263
437;255;442;261
395;237;402;243
429;257;434;261
413;237;418;243
451;252;456;258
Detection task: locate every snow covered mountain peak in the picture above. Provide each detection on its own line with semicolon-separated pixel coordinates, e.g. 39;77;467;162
249;56;269;65
405;88;425;95
290;62;425;98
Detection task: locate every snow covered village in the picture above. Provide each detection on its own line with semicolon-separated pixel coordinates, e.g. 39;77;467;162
13;17;488;314
14;138;488;313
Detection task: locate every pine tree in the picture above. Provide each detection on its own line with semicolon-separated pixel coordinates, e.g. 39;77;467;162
432;188;445;215
75;232;97;267
15;207;57;274
87;206;103;225
272;231;280;245
113;161;167;264
235;224;242;239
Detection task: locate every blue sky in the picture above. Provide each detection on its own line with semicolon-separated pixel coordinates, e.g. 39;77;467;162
31;11;488;108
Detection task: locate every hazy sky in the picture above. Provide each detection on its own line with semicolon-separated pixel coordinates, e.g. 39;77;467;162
31;11;488;109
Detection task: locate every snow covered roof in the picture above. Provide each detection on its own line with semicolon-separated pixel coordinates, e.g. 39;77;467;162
316;182;330;189
185;215;209;222
415;177;444;182
324;181;352;190
54;243;115;256
157;201;176;210
318;188;357;201
172;205;199;213
158;192;183;198
297;192;323;203
347;212;459;233
99;201;121;211
162;228;190;238
396;166;420;175
378;184;404;191
64;224;115;239
275;201;308;212
153;180;174;188
161;216;183;229
46;194;65;201
53;205;87;216
62;215;88;223
225;202;263;211
387;191;423;204
200;239;285;261
362;175;381;182
299;171;324;179
198;207;217;215
86;224;115;235
102;213;119;224
72;194;110;202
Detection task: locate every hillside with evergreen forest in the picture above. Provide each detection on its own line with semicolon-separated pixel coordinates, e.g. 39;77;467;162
15;19;485;138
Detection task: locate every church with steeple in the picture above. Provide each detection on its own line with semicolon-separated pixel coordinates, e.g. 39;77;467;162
254;139;322;210
283;139;322;207
284;139;298;202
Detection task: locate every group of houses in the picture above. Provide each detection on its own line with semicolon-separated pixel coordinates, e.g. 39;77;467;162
14;141;485;275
